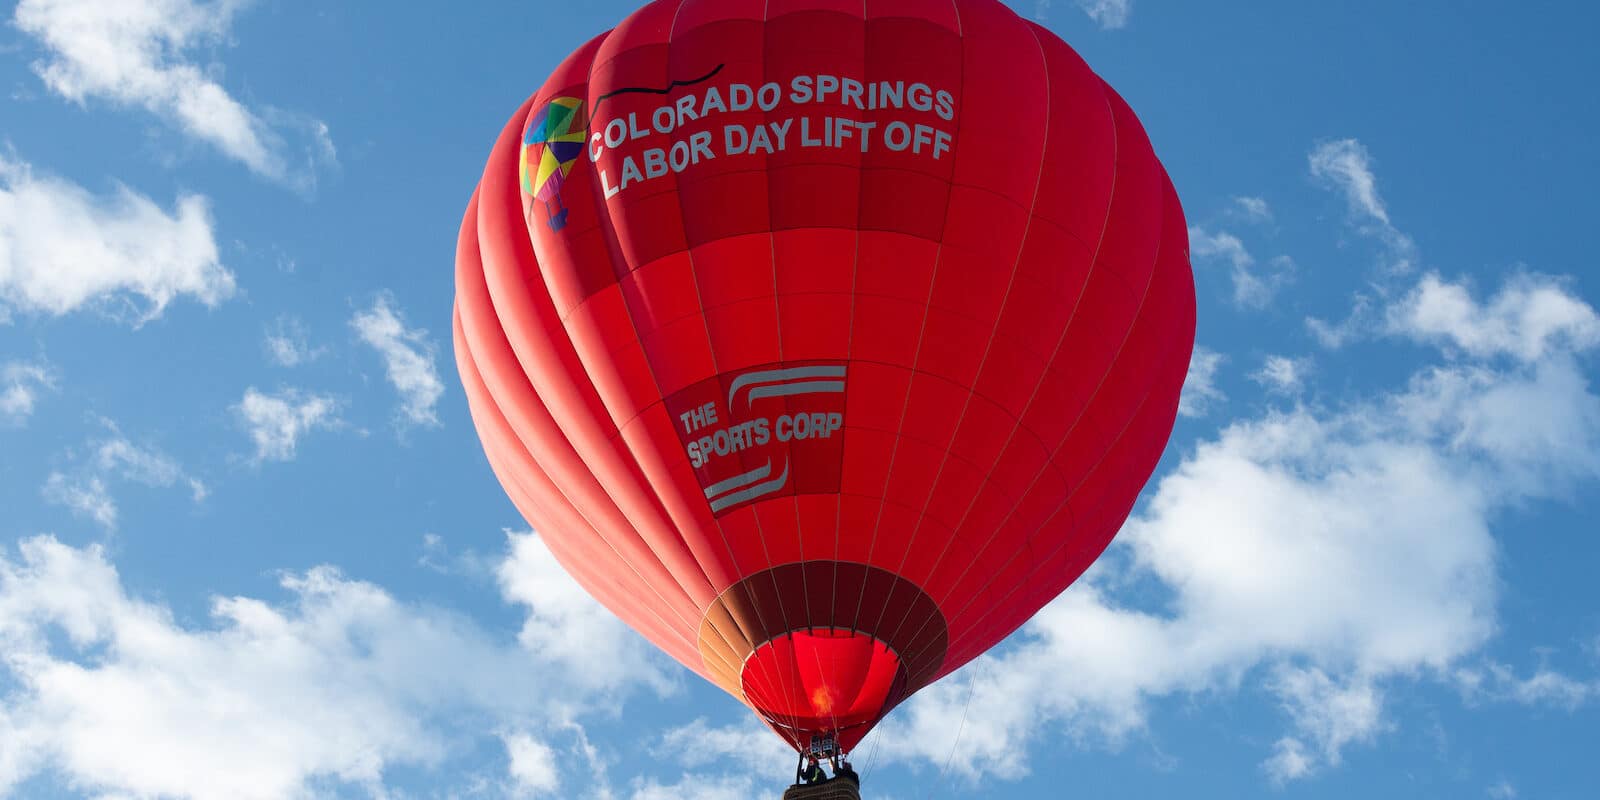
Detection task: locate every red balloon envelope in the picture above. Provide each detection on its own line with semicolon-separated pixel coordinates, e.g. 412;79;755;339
455;0;1194;753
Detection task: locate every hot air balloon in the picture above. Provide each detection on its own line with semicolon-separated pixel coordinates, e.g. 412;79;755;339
454;0;1194;785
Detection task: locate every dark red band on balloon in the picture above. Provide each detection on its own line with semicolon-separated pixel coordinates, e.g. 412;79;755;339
697;561;946;748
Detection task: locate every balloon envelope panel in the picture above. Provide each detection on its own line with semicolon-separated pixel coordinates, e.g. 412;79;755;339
455;0;1194;752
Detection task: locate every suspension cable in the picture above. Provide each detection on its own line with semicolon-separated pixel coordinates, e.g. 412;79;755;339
923;658;983;800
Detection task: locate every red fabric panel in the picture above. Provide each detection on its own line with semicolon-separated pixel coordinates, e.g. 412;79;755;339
741;629;902;751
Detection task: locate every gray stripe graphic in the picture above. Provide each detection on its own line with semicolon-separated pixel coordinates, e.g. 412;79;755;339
727;365;847;407
745;380;846;403
708;459;790;513
702;460;772;499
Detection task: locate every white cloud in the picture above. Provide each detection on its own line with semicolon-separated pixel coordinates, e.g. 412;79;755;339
628;773;761;800
1231;196;1273;224
1188;226;1292;308
0;531;698;800
1497;669;1595;708
1389;273;1600;362
41;472;116;528
93;433;197;496
1076;0;1132;29
1189;226;1251;271
637;719;818;800
352;295;444;428
1243;255;1296;309
1456;662;1599;710
42;422;208;529
878;273;1600;783
419;532;450;573
0;535;551;800
263;315;323;367
1263;737;1314;784
0;156;233;322
1264;668;1383;783
1309;139;1390;225
92;438;180;481
1178;346;1225;417
504;732;562;797
497;531;673;697
1252;355;1311;395
654;717;795;779
1307;294;1375;350
562;722;620;800
1309;139;1416;273
13;0;335;186
1488;779;1518;799
1;360;55;424
234;387;340;462
1392;358;1600;498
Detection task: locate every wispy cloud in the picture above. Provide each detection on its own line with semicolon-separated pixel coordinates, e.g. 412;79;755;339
1306;294;1375;350
1178;346;1225;417
1231;196;1273;224
503;732;562;797
1309;138;1417;273
12;0;336;188
1310;139;1390;225
0;156;233;323
41;422;205;529
1252;355;1312;395
1189;226;1294;308
1;360;55;425
627;773;765;800
1076;0;1132;29
1304;138;1437;346
1263;669;1383;783
352;295;443;429
40;472;116;528
1189;227;1252;272
263;315;325;367
234;387;340;462
1488;780;1518;799
94;433;208;501
513;717;834;800
1456;661;1600;710
417;532;494;578
652;718;795;777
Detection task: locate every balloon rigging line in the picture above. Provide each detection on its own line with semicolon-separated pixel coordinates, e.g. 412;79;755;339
925;658;983;800
861;724;883;784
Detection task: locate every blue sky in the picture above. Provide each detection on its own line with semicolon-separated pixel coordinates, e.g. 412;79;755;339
1;0;1598;798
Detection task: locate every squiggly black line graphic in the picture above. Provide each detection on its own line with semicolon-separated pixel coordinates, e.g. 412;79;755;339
582;63;726;129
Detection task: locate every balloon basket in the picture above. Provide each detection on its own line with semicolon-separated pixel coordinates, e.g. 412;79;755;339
782;776;861;800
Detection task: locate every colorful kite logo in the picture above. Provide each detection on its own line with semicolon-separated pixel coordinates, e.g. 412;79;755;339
520;96;586;232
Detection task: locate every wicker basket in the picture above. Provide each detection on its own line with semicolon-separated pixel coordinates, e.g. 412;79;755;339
781;778;861;800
